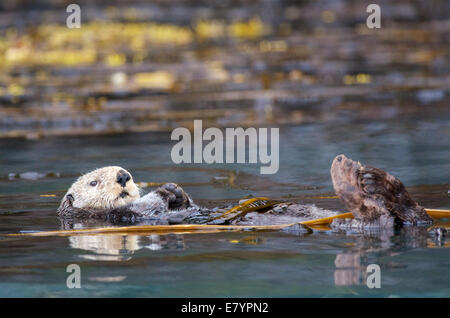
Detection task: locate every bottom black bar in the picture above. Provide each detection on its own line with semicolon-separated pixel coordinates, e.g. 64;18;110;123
0;298;446;315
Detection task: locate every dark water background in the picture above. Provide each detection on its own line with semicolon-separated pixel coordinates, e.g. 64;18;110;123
0;0;449;297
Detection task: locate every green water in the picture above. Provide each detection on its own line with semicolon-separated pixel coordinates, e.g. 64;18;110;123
0;121;449;297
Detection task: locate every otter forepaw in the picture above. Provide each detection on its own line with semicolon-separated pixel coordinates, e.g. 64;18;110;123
157;183;191;210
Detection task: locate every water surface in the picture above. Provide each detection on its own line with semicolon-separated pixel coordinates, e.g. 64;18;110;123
0;121;449;297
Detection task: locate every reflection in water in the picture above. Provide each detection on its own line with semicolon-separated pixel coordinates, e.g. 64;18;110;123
65;223;447;288
88;276;127;283
69;234;141;261
145;234;186;251
334;253;362;286
333;226;447;287
69;234;186;261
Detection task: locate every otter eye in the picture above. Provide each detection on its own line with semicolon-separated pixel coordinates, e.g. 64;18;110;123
90;181;98;187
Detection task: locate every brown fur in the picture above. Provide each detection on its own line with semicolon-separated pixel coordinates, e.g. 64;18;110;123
330;154;432;225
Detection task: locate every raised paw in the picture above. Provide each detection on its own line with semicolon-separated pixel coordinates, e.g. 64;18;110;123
156;183;191;210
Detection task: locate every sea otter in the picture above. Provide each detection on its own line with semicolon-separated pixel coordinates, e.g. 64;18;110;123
57;156;434;229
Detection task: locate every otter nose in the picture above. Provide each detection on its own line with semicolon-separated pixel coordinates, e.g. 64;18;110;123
117;171;131;187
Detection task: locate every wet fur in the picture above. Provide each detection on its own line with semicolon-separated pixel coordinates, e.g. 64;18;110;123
57;167;192;223
330;154;432;226
58;158;434;229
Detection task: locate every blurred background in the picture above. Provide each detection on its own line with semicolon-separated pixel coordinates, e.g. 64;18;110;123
0;0;448;137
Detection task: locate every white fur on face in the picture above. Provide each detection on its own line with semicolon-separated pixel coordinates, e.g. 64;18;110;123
66;166;141;210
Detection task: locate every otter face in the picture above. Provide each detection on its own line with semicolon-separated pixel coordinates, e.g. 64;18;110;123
62;166;141;211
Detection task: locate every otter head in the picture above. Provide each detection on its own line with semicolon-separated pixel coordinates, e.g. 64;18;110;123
59;166;141;213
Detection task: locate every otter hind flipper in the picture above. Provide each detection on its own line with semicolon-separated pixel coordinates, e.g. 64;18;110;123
331;154;432;227
331;155;388;223
357;165;431;225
